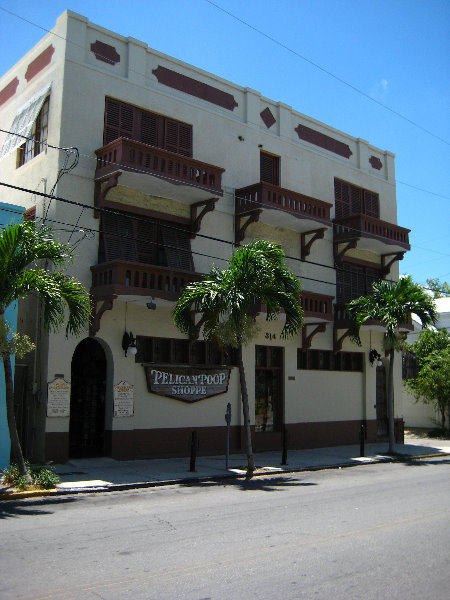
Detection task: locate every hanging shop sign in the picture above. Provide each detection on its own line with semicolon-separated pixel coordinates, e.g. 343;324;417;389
144;365;231;403
47;377;70;417
113;380;134;417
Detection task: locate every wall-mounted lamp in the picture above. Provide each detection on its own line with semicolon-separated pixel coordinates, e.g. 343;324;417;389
146;300;156;310
122;331;137;357
258;143;263;148
368;349;383;367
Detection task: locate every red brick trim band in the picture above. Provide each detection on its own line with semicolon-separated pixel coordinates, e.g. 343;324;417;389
369;155;383;170
25;45;55;82
152;65;238;111
90;40;121;65
0;77;19;107
295;124;352;159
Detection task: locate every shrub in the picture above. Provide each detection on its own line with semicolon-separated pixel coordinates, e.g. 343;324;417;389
1;462;59;491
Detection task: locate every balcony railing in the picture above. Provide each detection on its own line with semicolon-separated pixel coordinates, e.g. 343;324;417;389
91;261;201;302
95;138;224;196
300;291;334;321
334;215;410;250
235;182;332;223
334;303;413;331
252;291;334;322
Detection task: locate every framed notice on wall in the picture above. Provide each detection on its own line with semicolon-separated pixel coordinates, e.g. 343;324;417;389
113;380;134;417
47;378;70;417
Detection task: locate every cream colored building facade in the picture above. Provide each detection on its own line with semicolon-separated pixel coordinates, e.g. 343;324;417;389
0;11;411;463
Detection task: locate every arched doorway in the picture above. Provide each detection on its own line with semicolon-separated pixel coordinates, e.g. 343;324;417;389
69;338;106;458
376;363;388;437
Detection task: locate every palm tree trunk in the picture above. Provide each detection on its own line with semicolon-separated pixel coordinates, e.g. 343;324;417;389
387;348;396;454
237;345;255;475
2;349;31;483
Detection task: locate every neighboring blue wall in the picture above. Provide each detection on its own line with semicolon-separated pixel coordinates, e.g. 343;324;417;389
0;204;25;469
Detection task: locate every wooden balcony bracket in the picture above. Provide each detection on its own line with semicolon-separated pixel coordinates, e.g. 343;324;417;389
301;228;327;261
333;239;358;266
333;323;350;353
94;172;121;217
191;198;218;238
89;296;116;337
302;323;327;349
381;251;405;276
235;209;262;245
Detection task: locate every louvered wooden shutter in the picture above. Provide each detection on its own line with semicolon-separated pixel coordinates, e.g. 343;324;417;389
136;218;157;264
101;212;138;262
104;98;135;145
334;180;351;218
260;152;279;185
164;119;193;156
350;185;362;214
363;190;379;218
160;225;194;271
140;111;161;147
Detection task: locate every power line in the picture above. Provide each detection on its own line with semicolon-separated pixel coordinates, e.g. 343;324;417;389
0;187;442;294
204;0;449;146
1;3;449;149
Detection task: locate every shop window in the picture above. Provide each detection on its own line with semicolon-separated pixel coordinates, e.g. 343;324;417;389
255;346;283;433
297;349;363;372
136;336;237;366
104;97;193;157
402;352;418;380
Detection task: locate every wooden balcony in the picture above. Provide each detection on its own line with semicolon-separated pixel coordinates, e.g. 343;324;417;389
334;214;410;254
91;261;201;303
95;138;224;203
334;303;413;332
300;291;334;322
235;182;332;236
253;291;334;323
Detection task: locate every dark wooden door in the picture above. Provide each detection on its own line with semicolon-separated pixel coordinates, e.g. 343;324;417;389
69;338;106;458
376;364;388;437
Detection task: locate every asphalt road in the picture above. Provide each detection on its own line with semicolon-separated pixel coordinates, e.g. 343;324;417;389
1;457;449;600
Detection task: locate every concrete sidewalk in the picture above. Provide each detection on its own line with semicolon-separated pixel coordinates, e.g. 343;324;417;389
1;434;449;500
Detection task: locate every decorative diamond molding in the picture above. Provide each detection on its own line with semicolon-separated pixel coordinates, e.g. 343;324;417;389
260;107;276;129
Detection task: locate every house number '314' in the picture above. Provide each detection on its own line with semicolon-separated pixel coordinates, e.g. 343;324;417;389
265;333;276;340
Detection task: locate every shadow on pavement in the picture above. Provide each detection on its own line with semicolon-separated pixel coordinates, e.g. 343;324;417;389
0;496;79;519
179;474;318;492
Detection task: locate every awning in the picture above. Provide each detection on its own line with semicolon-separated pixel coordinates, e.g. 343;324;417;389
0;82;51;159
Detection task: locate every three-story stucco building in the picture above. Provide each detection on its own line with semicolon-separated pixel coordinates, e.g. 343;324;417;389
0;10;412;464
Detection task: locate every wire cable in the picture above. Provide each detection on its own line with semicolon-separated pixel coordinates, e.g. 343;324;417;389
1;3;448;148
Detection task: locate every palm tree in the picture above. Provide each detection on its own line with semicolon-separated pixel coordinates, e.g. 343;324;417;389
0;222;91;482
346;276;437;454
173;239;303;475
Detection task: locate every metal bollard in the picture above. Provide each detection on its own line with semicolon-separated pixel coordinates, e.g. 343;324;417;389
225;403;231;470
359;423;365;457
281;427;288;465
190;430;198;472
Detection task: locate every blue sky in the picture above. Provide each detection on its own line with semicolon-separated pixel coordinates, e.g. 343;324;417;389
0;0;448;289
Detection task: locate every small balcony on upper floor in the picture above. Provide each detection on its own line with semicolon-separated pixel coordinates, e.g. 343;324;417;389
90;261;202;305
332;179;410;269
252;290;334;325
333;214;410;255
95;137;225;205
235;181;332;243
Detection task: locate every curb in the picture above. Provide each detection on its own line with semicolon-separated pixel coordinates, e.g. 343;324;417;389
1;451;448;502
